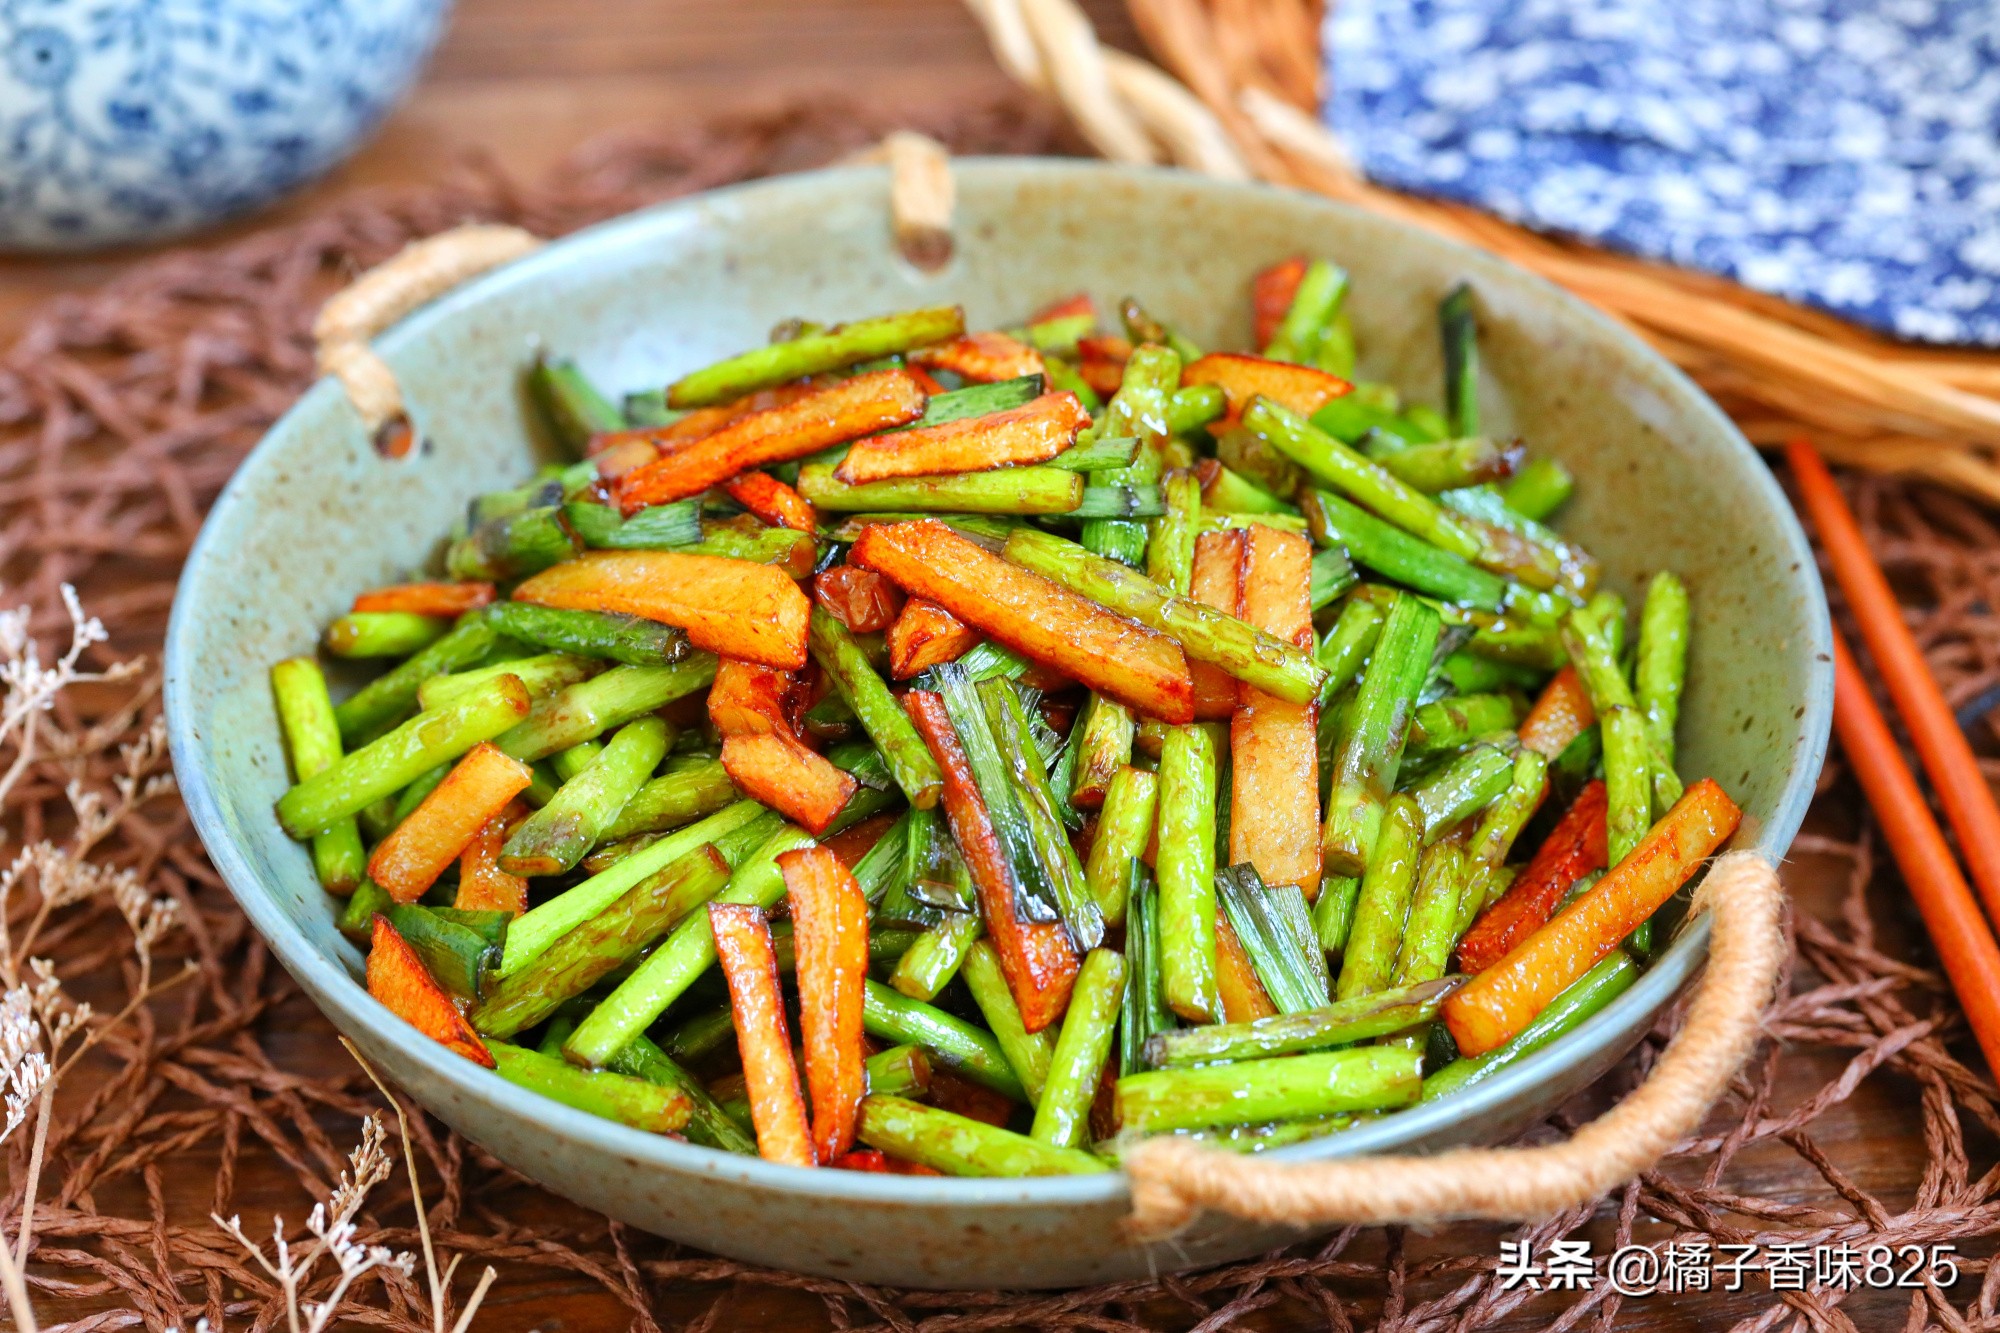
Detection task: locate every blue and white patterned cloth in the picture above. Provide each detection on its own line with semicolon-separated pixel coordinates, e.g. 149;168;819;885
1324;0;2000;345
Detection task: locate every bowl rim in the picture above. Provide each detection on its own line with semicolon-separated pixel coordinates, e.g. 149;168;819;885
164;156;1833;1213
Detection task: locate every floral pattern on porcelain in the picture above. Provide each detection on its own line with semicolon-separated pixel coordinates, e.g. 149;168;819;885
1325;0;2000;347
0;0;451;250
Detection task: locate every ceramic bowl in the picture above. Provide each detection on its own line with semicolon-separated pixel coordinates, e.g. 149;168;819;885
163;160;1832;1289
0;0;452;250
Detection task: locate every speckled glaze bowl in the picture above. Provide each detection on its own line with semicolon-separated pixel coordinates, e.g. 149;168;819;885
163;160;1832;1290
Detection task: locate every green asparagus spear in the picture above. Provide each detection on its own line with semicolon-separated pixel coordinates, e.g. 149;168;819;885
1366;436;1520;494
1120;296;1203;363
446;506;581;582
1601;705;1655;870
1500;456;1575;521
962;940;1055;1105
1301;490;1510;612
498;800;766;976
559;821;810;1067
864;1044;934;1100
1198;462;1298;516
799;463;1084;515
481;602;692;667
337;880;394;942
1407;743;1516;841
496;658;717;762
497;716;669;876
1244;399;1483;561
810;608;942;808
528;354;625;457
1310;389;1434;446
1437;283;1479;438
471;840;731;1038
1116;1043;1420;1134
669;305;964;407
861;979;1025;1102
1391;841;1465;988
857;1096;1107;1177
662;1005;737;1064
887;912;983;1001
468;468;587;526
601;757;738;841
1147;975;1459;1067
1264;258;1349;368
1317;595;1385;704
488;1042;691;1133
606;1034;757;1154
1215;425;1305;501
1082;346;1177;565
278;674;531;839
1334;795;1422;1000
333;614;500;742
1168;384;1227;436
1083;766;1157;924
1436;484;1599;599
1157;722;1225;1023
1146;469;1202;595
1635;571;1690;769
324;612;450;659
387;761;449;827
1309;545;1359;611
1003;528;1327;706
667;522;818;575
1563;602;1681;848
1422;951;1639;1101
1457;749;1550;934
1041;357;1102;409
1312;874;1362;956
1323;593;1440;875
271;658;367;892
1439;652;1540;695
1030;948;1125;1149
561;499;706;551
549;738;605;782
1407;693;1520;756
418;652;601;712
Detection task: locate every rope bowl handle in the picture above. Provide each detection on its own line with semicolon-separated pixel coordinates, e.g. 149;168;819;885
1124;851;1787;1240
314;223;546;457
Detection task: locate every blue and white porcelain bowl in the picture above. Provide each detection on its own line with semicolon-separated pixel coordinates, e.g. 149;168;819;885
0;0;453;251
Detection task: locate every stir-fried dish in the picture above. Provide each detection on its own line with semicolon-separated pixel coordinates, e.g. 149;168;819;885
269;263;1740;1175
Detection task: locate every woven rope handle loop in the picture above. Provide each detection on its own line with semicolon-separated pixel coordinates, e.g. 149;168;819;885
849;132;959;271
1124;850;1787;1240
314;223;544;456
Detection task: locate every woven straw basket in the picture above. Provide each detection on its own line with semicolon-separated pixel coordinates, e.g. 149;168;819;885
962;0;2000;505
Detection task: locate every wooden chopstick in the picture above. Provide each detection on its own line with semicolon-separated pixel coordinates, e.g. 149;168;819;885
1830;630;2000;1073
1787;437;2000;928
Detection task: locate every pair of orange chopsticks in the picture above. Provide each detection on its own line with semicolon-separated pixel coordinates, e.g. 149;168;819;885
1788;439;2000;1074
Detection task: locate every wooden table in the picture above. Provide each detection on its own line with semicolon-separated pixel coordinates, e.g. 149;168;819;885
8;2;1956;1328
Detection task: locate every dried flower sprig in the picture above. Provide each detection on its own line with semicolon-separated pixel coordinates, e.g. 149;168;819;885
0;587;183;1332
215;1115;417;1333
